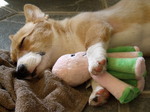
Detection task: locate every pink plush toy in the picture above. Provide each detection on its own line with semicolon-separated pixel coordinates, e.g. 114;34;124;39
52;46;146;105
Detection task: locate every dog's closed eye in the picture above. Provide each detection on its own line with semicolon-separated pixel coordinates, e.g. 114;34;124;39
19;37;26;48
36;52;45;56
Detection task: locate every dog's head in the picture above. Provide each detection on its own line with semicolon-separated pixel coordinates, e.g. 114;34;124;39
9;4;64;79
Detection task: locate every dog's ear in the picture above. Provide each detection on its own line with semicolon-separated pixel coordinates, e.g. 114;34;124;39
24;4;48;23
9;35;14;41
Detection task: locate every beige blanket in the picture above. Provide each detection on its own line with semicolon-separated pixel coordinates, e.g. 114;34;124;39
0;50;88;112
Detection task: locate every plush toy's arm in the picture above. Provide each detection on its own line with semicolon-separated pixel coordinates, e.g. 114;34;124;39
107;46;140;53
91;72;140;104
107;57;146;79
106;46;146;91
107;52;143;58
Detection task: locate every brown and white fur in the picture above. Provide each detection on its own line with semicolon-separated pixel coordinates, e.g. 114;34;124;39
9;0;150;106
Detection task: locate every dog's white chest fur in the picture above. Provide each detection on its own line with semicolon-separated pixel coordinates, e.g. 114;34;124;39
109;23;150;54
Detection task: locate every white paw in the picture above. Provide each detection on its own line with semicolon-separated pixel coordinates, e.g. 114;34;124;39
89;88;110;106
89;59;106;75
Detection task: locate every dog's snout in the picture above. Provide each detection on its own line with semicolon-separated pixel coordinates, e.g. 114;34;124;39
15;64;31;79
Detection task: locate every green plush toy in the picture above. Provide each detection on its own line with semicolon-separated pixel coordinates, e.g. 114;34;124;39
92;46;146;103
52;46;146;104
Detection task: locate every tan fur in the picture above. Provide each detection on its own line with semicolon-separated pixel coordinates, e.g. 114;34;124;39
9;0;150;76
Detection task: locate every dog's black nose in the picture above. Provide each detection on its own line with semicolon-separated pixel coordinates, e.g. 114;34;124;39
17;64;26;72
14;64;31;79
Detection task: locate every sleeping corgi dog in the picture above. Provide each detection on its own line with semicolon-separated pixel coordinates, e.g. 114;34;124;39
9;0;150;106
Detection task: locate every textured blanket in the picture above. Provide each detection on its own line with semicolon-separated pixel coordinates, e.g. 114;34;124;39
0;50;88;112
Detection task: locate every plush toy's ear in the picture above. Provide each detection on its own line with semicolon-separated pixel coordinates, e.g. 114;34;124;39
9;35;14;41
24;4;48;23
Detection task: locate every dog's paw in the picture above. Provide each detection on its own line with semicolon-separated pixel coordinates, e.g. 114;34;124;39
89;88;110;106
89;59;106;75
